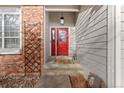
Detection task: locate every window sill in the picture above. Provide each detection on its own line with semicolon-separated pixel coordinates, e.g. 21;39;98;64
0;48;21;54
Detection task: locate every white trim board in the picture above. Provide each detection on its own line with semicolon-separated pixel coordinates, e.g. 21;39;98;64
107;5;116;87
115;5;121;88
45;9;79;12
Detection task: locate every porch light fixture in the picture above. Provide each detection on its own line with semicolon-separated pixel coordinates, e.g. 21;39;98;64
60;13;64;25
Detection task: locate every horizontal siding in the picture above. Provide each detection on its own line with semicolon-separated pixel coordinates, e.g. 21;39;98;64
121;39;124;49
121;50;124;59
75;5;107;85
121;6;124;12
121;22;124;30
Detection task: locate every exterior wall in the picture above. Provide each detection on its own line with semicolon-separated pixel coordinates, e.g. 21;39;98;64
121;6;124;87
49;12;75;26
49;12;76;57
69;27;76;57
75;5;108;84
45;12;76;62
45;12;50;62
107;6;116;87
0;55;24;76
0;5;44;76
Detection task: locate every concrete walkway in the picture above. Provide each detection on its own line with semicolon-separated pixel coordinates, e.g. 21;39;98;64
34;63;87;88
37;75;72;88
42;64;83;75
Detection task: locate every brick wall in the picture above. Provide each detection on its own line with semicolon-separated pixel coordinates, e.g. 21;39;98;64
22;5;44;75
0;5;44;76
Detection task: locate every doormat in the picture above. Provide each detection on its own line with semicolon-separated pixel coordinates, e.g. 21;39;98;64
54;58;72;64
47;56;73;64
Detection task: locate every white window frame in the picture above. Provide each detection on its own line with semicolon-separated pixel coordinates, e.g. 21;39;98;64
0;8;21;54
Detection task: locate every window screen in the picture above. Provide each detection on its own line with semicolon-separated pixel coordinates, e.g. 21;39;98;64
4;14;20;37
0;7;20;54
4;14;20;49
4;38;20;48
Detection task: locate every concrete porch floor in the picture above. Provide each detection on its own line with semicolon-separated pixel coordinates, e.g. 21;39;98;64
46;56;76;64
38;64;86;88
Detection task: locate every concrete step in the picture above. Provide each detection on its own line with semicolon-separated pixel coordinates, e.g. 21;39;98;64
36;75;71;88
42;64;83;75
43;63;82;70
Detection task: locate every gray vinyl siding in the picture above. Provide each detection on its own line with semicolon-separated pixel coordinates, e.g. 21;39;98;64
75;5;107;84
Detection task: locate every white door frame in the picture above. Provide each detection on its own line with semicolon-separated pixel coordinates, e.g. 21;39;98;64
107;5;116;87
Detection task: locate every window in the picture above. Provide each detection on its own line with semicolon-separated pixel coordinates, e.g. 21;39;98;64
0;7;20;54
0;15;2;48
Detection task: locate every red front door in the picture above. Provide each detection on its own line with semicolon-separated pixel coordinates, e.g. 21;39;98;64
51;27;69;56
57;28;68;56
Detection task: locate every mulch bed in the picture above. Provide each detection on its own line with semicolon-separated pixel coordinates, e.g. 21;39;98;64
0;76;40;88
